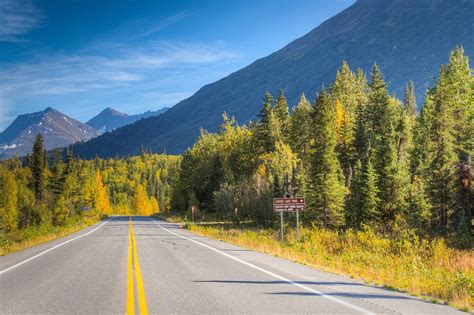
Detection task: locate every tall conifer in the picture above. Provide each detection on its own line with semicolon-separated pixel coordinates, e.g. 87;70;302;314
309;90;347;228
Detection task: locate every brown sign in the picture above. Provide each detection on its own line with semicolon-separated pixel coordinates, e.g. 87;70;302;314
273;198;305;212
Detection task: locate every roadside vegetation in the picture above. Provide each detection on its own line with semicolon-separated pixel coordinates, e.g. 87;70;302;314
0;140;180;255
0;214;100;255
186;223;473;311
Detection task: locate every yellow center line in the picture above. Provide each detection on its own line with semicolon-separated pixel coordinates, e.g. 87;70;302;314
127;217;135;315
127;216;149;315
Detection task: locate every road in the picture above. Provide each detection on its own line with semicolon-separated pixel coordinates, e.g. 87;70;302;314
0;216;466;314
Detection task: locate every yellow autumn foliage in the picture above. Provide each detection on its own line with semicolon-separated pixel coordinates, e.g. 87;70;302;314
95;171;111;215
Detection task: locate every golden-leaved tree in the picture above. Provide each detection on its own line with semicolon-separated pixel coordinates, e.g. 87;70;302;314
95;171;111;215
133;184;152;215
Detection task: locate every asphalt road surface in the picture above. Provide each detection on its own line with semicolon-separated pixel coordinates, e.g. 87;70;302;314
0;216;466;314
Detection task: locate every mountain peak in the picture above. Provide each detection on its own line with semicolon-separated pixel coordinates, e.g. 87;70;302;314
86;107;169;132
102;107;128;117
0;107;101;159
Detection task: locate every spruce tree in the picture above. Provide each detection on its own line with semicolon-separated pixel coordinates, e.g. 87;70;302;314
335;99;355;186
428;66;458;235
444;47;473;241
273;89;291;141
50;148;65;197
289;93;314;165
331;61;367;119
254;92;276;152
404;81;417;116
309;90;347;228
359;158;380;225
368;65;408;229
30;134;47;201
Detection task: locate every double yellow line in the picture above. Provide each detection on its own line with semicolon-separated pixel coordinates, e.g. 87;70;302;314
127;217;148;315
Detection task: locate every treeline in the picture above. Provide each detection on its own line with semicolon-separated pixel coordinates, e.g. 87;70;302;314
173;47;473;247
0;138;180;235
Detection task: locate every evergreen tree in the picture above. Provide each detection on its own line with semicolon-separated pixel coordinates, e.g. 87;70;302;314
445;47;473;163
407;175;432;235
368;65;408;229
254;92;277;152
335;99;355;186
411;88;436;177
273;89;290;140
309;90;347;228
358;158;380;226
404;81;417;115
64;147;74;176
30;134;47;201
331;61;367;119
444;47;473;241
49;148;65;197
289;93;314;165
428;66;458;235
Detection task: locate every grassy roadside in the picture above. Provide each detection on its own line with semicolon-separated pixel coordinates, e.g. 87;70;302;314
0;214;102;256
182;222;473;312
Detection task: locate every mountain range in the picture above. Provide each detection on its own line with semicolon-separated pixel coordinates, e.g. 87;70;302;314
69;0;474;158
0;107;169;159
86;107;169;132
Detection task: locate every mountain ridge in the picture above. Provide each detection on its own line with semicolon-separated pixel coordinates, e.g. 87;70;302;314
86;107;169;132
66;0;473;157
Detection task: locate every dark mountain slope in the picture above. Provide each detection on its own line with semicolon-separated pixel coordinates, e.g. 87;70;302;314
0;108;100;159
72;0;474;158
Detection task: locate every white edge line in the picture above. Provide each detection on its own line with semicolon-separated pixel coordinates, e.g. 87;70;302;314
150;218;374;315
0;217;114;274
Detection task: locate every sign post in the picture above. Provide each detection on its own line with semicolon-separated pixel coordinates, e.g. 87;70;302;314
273;198;305;242
280;212;284;242
296;210;300;240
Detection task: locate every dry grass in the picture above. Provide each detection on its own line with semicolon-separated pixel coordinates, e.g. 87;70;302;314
0;215;100;256
186;224;474;312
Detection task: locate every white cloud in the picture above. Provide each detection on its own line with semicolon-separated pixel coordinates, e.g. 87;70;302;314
0;41;239;95
0;0;44;42
0;40;241;129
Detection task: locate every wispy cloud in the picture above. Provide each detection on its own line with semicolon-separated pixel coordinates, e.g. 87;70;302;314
0;0;44;42
0;40;241;128
135;11;190;39
0;41;239;94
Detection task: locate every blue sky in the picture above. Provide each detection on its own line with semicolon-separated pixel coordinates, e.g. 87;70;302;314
0;0;354;130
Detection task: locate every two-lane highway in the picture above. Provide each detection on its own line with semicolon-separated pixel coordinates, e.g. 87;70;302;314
0;217;466;314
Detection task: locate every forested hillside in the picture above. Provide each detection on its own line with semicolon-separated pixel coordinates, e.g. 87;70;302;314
70;0;474;157
172;47;473;246
0;48;472;250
